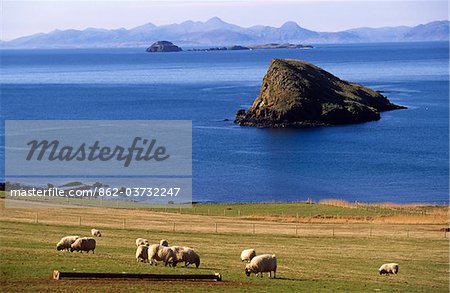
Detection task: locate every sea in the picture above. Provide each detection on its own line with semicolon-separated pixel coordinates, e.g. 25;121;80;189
0;42;448;204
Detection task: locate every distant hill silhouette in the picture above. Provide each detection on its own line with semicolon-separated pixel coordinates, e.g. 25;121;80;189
2;17;448;48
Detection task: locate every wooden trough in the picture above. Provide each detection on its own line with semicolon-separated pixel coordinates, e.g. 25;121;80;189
53;270;222;282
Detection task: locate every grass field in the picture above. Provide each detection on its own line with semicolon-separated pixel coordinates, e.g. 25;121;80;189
0;197;448;292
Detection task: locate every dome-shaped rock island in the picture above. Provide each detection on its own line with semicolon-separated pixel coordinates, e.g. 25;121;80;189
146;41;182;52
235;59;406;127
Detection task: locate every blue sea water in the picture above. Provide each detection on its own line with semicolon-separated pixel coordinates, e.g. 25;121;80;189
0;42;448;203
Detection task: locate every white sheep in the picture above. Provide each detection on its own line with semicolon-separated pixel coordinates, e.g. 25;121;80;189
184;248;200;268
136;245;149;262
379;263;399;275
240;249;256;262
171;246;200;268
160;239;169;247
56;236;80;251
70;237;96;253
136;238;150;247
91;229;101;237
148;244;175;266
245;254;277;278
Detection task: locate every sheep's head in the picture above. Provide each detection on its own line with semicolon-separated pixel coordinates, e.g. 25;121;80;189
56;243;63;251
245;265;252;277
160;240;168;247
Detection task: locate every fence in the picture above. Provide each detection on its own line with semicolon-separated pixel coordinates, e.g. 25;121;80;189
0;208;447;240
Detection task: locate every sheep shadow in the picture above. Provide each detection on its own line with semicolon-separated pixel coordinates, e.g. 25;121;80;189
272;277;304;281
178;266;222;271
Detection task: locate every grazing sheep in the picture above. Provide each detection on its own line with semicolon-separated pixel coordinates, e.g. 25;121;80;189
379;263;399;275
70;237;96;253
148;244;175;266
240;249;256;262
56;236;80;251
136;245;149;263
171;246;200;268
91;229;101;237
245;254;277;278
136;238;150;247
184;248;200;268
160;239;169;247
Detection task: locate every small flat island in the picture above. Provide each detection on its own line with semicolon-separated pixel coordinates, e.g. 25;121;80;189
235;59;406;128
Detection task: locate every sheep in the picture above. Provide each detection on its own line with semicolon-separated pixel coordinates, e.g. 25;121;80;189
240;249;256;262
160;239;169;247
379;263;399;275
184;248;200;268
136;238;150;247
136;245;149;263
171;246;200;268
148;244;175;266
245;254;277;278
56;236;80;251
70;237;96;253
91;229;101;237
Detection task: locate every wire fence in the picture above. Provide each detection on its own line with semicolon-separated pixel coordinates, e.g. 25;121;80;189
0;208;448;240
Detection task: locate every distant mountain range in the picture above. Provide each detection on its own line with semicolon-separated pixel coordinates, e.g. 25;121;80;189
2;17;448;48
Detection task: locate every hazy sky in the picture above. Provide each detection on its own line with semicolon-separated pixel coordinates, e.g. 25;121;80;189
1;0;448;40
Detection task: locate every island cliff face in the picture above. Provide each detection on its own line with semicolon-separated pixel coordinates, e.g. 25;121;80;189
235;59;405;127
146;41;182;52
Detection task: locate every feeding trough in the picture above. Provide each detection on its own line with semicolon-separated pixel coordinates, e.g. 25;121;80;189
52;270;222;281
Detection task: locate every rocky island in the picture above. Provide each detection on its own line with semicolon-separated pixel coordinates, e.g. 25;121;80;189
248;43;313;49
188;45;250;52
146;41;182;52
235;59;406;128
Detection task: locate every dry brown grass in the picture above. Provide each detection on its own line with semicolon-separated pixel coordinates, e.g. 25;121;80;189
319;199;449;216
243;213;448;225
0;199;448;240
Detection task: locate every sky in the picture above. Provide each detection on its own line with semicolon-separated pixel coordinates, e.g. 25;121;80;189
1;0;448;41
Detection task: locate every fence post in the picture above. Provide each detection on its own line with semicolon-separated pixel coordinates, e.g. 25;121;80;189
35;212;38;223
223;209;226;216
179;207;182;214
296;213;299;222
123;219;126;229
407;229;409;238
295;225;298;236
332;227;335;237
238;209;241;217
252;223;255;234
79;216;81;226
173;222;176;232
370;227;372;237
215;223;217;233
